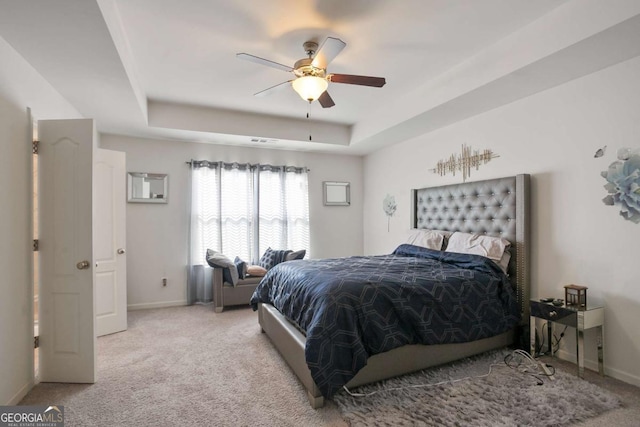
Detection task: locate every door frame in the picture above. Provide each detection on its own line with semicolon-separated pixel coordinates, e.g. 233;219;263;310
29;108;37;386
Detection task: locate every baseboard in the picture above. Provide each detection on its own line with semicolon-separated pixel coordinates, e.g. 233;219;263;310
127;300;187;311
5;381;33;406
556;349;640;387
602;365;640;388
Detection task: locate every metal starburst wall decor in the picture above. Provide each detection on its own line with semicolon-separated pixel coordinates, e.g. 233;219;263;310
430;144;499;182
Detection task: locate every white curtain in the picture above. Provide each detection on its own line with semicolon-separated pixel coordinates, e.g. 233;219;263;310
220;163;254;262
258;166;310;261
187;161;309;305
190;163;220;267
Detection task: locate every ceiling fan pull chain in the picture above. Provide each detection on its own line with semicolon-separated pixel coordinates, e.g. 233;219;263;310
307;102;312;141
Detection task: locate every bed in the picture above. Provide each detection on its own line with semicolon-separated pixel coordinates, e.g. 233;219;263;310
250;174;530;408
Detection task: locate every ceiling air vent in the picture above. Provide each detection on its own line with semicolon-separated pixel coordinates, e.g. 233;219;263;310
250;138;277;143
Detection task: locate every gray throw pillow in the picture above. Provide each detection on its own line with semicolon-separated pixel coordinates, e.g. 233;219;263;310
234;256;247;280
285;249;306;261
206;249;239;286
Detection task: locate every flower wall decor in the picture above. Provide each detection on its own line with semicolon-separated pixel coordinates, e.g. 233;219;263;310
383;194;397;232
601;147;640;224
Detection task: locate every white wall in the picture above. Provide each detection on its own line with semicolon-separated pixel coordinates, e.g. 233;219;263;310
100;135;364;310
0;36;81;404
363;56;640;386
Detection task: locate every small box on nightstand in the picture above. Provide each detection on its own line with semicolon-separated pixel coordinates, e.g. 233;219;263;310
564;284;587;309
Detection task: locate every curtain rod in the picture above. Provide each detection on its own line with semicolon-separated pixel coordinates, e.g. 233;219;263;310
185;160;310;171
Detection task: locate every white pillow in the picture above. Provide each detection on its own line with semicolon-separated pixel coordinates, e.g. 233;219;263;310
445;232;510;272
496;250;511;275
405;229;445;251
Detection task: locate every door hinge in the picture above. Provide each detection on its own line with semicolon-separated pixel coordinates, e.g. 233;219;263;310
34;336;39;349
33;239;39;251
32;140;39;154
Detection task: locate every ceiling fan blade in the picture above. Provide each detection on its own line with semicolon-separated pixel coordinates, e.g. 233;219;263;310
253;80;293;97
236;53;293;72
328;73;386;87
318;91;335;108
311;37;346;69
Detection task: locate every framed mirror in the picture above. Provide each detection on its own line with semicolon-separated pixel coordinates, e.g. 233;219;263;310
127;172;168;203
323;181;350;206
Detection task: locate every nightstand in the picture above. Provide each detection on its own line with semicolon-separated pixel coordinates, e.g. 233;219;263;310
529;300;604;378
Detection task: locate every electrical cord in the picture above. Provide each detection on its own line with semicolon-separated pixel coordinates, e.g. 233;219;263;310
342;363;505;398
342;349;552;398
504;349;555;384
553;326;568;353
535;324;568;356
535;324;545;356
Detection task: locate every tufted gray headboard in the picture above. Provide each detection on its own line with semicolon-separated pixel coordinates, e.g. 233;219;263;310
411;174;530;320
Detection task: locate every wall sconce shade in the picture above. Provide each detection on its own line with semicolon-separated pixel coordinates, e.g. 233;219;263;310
292;76;328;102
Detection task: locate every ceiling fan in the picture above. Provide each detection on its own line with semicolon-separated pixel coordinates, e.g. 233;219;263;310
237;37;386;108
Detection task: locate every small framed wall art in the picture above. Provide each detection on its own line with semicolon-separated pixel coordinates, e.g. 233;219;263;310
323;181;350;206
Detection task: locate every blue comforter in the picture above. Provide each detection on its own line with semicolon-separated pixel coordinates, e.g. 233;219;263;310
250;244;520;398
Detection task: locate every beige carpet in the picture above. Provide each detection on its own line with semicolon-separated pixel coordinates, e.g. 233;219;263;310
22;305;346;427
20;305;640;426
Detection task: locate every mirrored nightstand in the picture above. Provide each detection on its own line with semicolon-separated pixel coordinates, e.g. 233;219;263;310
529;299;604;378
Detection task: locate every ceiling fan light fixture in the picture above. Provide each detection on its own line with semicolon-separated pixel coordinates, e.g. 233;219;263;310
292;76;328;102
238;37;385;108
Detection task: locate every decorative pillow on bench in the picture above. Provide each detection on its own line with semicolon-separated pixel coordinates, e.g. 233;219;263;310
259;247;307;270
206;249;239;286
234;256;248;280
259;247;290;270
246;265;267;277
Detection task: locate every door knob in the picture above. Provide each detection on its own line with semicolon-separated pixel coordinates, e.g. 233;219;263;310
117;248;126;255
76;260;90;270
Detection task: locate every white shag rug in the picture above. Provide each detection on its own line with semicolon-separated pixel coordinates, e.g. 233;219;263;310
333;349;621;427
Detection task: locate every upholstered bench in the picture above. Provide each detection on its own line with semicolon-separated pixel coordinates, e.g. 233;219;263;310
212;267;262;313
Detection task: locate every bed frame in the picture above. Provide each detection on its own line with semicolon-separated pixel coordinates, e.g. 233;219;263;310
257;174;530;408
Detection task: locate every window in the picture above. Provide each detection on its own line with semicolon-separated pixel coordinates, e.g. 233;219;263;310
258;166;309;262
189;161;309;267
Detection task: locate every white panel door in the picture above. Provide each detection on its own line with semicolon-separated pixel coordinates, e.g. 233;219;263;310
39;119;96;383
95;149;127;336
